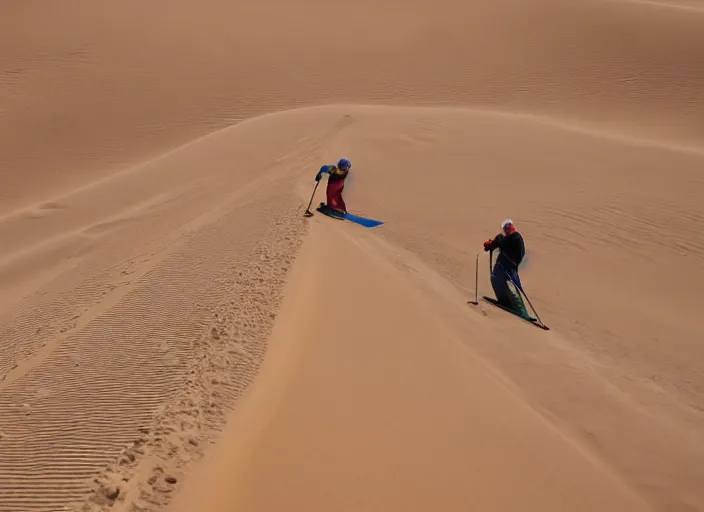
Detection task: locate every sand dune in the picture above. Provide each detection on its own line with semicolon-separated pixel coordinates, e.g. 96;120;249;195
0;111;315;509
2;0;703;212
2;1;704;511
164;105;703;512
168;214;651;512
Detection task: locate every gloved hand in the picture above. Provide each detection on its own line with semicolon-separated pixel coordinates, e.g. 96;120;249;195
483;238;494;251
315;165;330;182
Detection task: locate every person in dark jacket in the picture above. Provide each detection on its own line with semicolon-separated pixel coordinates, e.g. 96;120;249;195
483;219;529;316
315;158;351;214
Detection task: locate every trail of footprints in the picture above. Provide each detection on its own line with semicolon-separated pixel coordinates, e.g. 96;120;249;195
0;191;306;512
79;199;304;511
75;210;304;512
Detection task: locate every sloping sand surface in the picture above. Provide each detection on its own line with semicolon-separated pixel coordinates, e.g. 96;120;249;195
0;110;326;510
164;105;703;512
2;0;703;213
2;0;704;511
168;217;651;512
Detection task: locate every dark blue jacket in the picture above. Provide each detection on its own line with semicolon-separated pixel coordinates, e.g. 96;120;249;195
487;231;525;271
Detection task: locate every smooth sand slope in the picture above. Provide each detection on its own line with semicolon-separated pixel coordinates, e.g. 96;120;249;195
2;1;704;512
169;215;651;512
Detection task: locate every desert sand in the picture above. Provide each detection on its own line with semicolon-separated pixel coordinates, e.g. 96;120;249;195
1;1;703;511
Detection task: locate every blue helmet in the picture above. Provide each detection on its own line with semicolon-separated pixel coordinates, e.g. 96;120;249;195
337;158;351;171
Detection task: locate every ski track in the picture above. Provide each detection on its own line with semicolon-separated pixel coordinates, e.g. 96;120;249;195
0;189;306;512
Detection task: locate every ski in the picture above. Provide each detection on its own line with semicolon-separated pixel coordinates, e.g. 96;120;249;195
475;296;550;330
342;211;384;228
315;203;384;228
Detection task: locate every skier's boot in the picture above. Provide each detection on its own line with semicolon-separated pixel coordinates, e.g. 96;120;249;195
317;202;345;219
496;292;515;310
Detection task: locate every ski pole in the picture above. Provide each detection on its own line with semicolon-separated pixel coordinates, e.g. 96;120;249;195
468;253;479;305
303;180;320;217
475;253;479;305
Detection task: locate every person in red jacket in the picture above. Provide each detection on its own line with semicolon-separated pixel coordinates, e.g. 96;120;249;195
315;158;351;214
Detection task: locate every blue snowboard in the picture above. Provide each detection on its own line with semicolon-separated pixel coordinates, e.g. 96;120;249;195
316;203;384;228
342;212;384;228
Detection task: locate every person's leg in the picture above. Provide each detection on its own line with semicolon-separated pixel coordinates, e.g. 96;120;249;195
325;181;335;208
504;268;530;318
491;263;528;315
327;180;346;212
336;184;347;213
490;263;512;307
510;270;522;292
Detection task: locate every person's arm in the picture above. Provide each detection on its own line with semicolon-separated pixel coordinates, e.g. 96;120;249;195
483;233;504;252
315;165;334;181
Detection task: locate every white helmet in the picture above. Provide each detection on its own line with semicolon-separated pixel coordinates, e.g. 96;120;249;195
501;219;515;233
